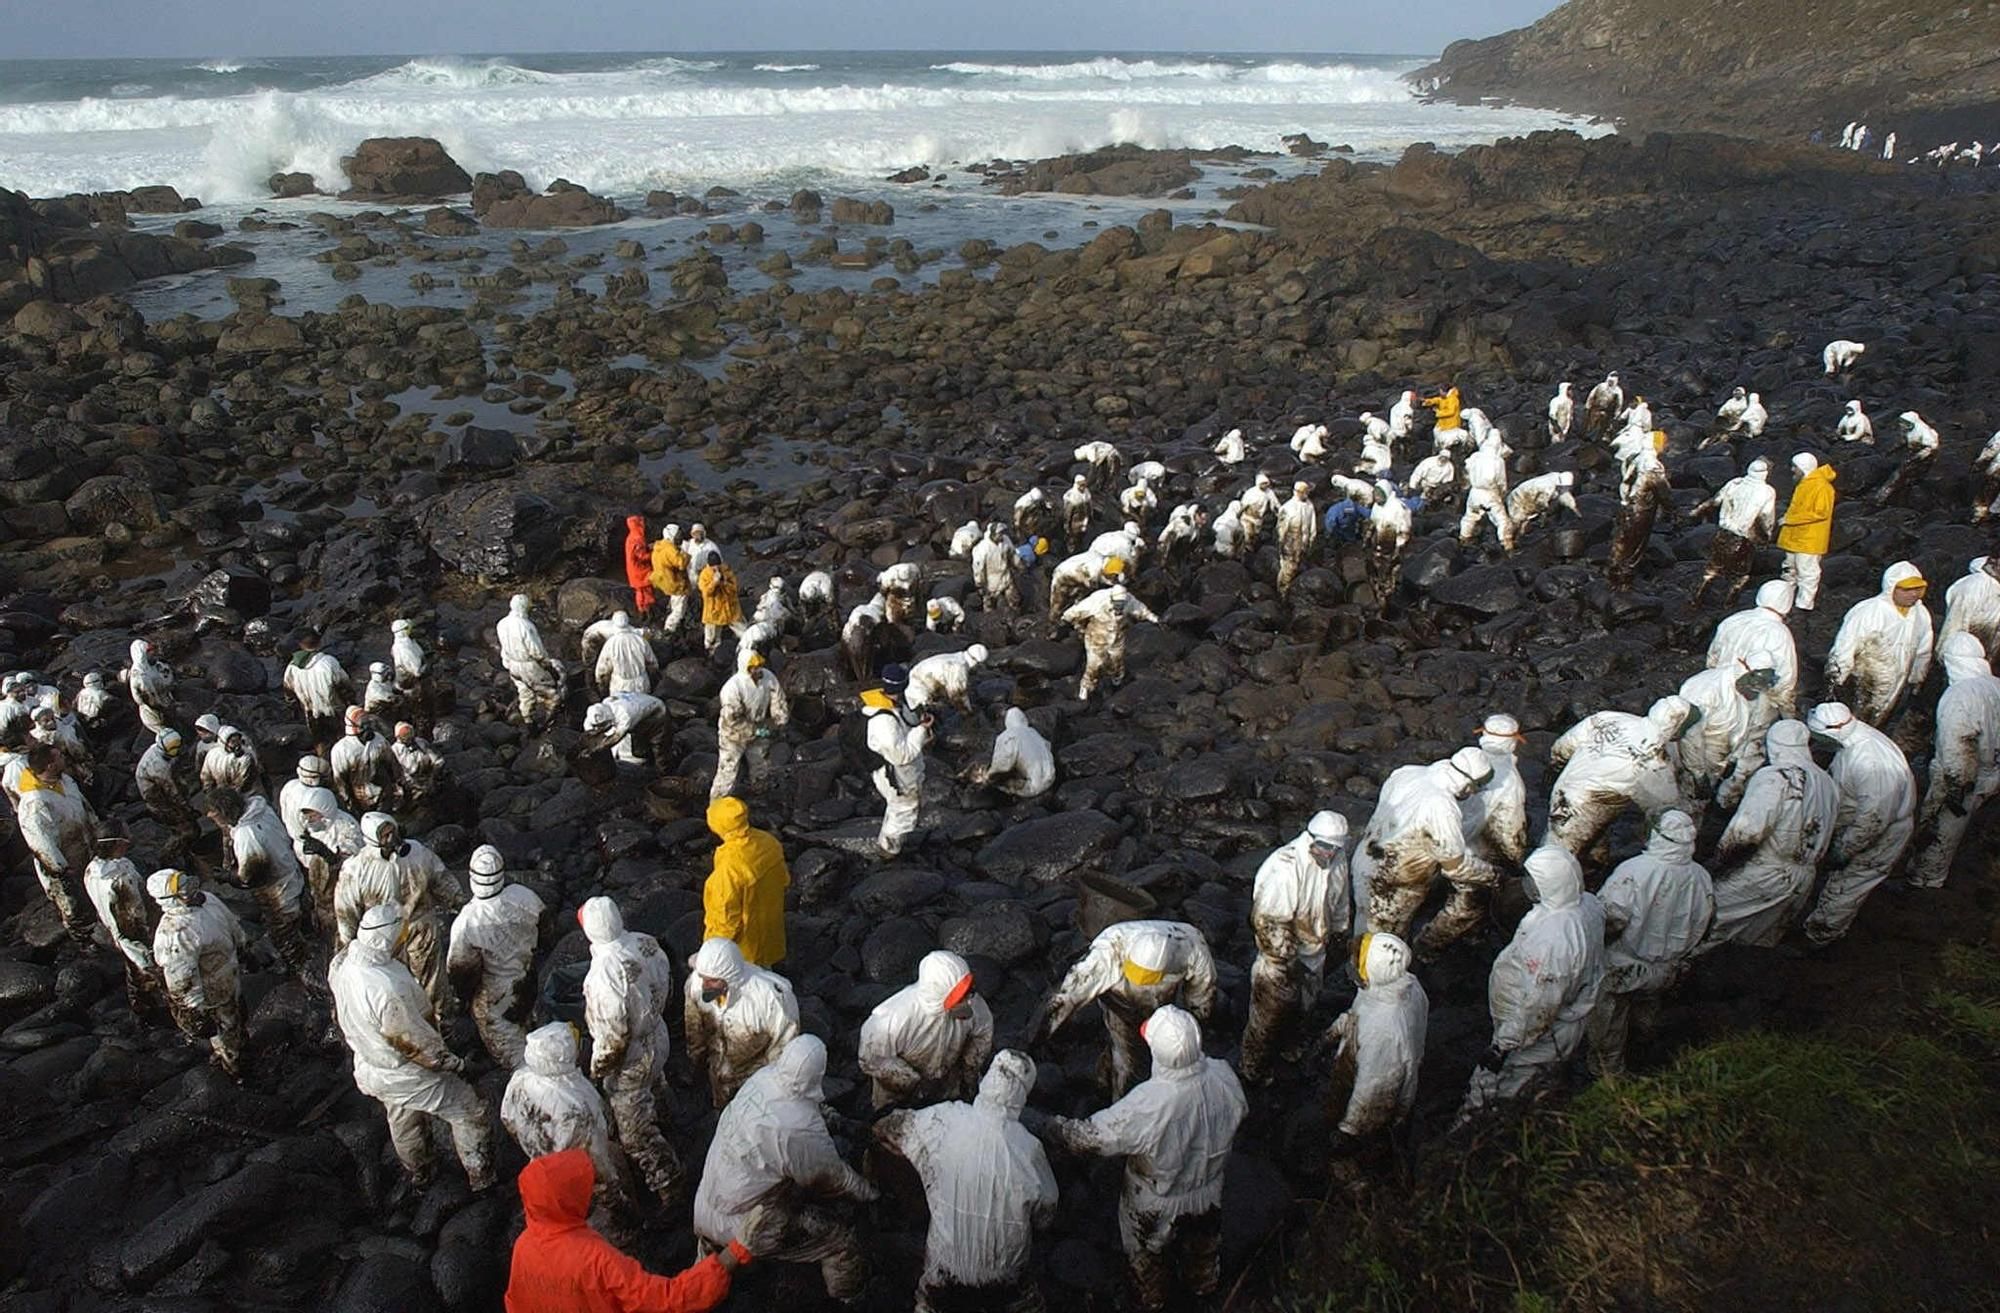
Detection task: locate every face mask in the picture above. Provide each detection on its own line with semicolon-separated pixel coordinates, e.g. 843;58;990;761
947;1003;974;1021
701;983;728;1005
1808;731;1843;755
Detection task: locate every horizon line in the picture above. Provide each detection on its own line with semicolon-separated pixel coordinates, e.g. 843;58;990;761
0;45;1439;64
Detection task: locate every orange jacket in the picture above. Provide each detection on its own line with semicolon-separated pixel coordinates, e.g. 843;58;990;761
623;517;652;589
506;1150;746;1313
1776;466;1837;555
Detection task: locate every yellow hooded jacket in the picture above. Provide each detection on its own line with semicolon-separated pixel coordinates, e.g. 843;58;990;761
1777;466;1838;555
650;538;690;597
1424;387;1462;431
702;797;789;966
698;563;741;626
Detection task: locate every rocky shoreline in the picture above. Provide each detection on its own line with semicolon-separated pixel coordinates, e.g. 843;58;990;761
3;121;2000;1311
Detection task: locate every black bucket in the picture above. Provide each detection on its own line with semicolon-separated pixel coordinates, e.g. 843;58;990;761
538;959;591;1028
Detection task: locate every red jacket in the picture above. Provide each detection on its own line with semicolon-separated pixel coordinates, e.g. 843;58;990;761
506;1149;745;1313
624;516;653;589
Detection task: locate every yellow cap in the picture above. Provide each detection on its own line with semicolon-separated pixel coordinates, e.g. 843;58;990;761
746;652;766;669
1121;959;1166;988
1895;574;1926;591
1652;429;1667;452
1034;538;1049;556
1355;933;1375;985
1104;556;1126;576
859;688;895;710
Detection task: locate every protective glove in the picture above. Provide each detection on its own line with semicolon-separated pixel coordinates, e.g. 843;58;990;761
301;836;335;861
1476;1044;1507;1073
436;1052;466;1075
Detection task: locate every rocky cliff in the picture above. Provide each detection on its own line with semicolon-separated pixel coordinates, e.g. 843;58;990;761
1415;0;2000;142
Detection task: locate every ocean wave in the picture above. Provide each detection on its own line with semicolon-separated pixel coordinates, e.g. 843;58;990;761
933;58;1244;80
336;57;561;91
753;62;821;72
191;59;249;74
630;56;727;73
110;83;154;98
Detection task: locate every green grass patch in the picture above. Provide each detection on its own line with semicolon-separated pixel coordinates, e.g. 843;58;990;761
1278;946;2000;1312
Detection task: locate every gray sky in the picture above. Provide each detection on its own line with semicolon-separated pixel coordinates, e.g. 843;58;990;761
6;0;1556;59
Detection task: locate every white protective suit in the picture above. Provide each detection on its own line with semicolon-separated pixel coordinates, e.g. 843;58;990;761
1585;812;1712;1074
858;949;995;1109
1825;562;1935;724
496;594;563;723
875;1050;1057;1309
1275;484;1318;595
16;766;96;940
277;756;326;840
150;870;248;1075
1239;473;1279;551
1909;633;2000;888
284;650;350;724
925;596;966;633
292;784;363;929
329;715;399;814
1075;440;1124;486
446;851;545;1066
712;649;790;800
949;520;982;559
363;663;396;717
86;853;155;975
1801;704;1915;944
390;619;427;701
1061;477;1093;547
1351;749;1496;949
125;640;176;734
693;1036;876;1301
1063;585;1157;701
221;792;310;977
906;645;987;713
1407;452;1456;501
1837;399;1873;444
501;1022;624;1211
1700;721;1840;950
1462;846;1605;1112
329;904;492;1188
1121;478;1159;524
580;895;681;1201
1325;932;1428;1137
581;691;667;765
1462;714;1530;868
593;613;658;695
1388;389;1418;441
1048;549;1115;622
684;936;800;1108
1046;1007;1246;1312
1289;423;1329;459
1940;558;2000;662
971;525;1020;611
1709;580;1801;714
75;672;112;727
1459;432;1515;551
865;694;931;857
984;708;1054;798
1241;811;1350;1083
1211;500;1245;558
1545;698;1693;855
1505;471;1577;536
1675;660;1772;819
334;814;462;1012
1213;429;1247;463
1038;919;1217;1099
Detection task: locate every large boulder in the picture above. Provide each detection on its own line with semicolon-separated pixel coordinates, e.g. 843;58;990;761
435;425;518;474
974;810;1122;885
339;137;472;201
474;174;625;228
420;482;567;584
63;474;162;532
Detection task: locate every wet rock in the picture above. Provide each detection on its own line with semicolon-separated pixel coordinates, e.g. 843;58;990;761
0;959;53;1010
339;137;472;201
1425;561;1522;615
421;483;567;584
862;916;934;983
423;207;480;237
997;145;1203;198
11;300;83;340
939;900;1042;966
830;197;895;226
62;474;162;533
268;171;318;198
119;1162;292;1288
215;314;305;354
435;425;518;474
327;1251;443;1313
974;810;1121;885
849;868;946;917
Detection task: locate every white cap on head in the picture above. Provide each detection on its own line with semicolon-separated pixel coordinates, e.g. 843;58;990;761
1480;712;1521;739
1791;452;1818;475
1447;745;1494;787
965;643;988;664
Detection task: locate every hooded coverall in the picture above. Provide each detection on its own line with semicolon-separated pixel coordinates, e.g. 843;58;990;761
1036;919;1217;1099
684;936;800;1108
1585;814;1713;1074
580;896;682;1203
154;881;249;1077
1825;562;1934;725
859;950;994;1109
701;798;789;966
1909;634;2000;888
501;1027;631;1221
1700;724;1840;950
448;876;545;1067
1803;707;1915;944
712;651;789;799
